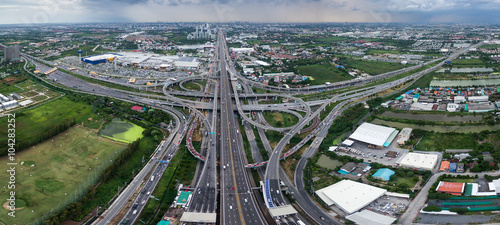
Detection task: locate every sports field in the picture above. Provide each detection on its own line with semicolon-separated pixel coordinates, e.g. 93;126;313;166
0;96;97;156
100;118;145;143
0;126;127;225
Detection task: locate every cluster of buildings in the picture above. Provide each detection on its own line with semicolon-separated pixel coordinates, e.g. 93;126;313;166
2;45;21;62
436;179;500;197
0;93;21;110
337;122;439;171
383;86;499;113
316;180;408;225
81;52;201;71
186;24;216;40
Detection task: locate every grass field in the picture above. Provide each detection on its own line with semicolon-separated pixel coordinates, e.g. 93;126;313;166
100;119;145;143
451;58;490;68
416;132;477;152
315;36;349;43
388;176;418;188
297;64;351;84
183;82;202;91
371;119;500;133
479;44;500;49
342;58;408;75
262;112;299;128
316;154;343;170
0;126;127;225
0;96;97;156
365;49;402;55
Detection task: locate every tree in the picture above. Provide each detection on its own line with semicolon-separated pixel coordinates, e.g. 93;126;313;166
423;206;442;212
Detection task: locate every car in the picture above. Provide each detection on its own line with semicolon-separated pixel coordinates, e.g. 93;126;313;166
232;187;235;190
373;155;377;158
320;216;325;221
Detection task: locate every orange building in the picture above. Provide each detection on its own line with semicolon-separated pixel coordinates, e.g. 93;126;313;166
436;181;465;196
439;161;450;172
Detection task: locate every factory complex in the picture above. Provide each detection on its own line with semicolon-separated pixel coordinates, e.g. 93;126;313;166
81;52;201;70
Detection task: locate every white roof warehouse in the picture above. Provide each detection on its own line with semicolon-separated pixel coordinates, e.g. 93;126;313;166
315;180;387;214
348;122;398;147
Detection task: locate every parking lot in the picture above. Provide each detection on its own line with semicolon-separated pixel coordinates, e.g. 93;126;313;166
334;140;410;166
367;195;410;216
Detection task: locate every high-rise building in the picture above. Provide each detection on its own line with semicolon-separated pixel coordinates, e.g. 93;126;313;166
187;24;216;40
3;45;21;62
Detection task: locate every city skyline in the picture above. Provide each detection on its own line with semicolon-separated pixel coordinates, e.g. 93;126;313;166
1;0;500;24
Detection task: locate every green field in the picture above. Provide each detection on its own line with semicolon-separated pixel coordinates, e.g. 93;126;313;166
365;49;402;55
342;58;408;75
100;119;145;143
388;176;418;188
315;36;349;43
183;82;202;91
371;119;500;133
0;126;127;225
451;58;490;68
316;154;343;170
416;132;477;152
262;112;299;128
478;44;500;49
297;64;351;84
0;96;97;156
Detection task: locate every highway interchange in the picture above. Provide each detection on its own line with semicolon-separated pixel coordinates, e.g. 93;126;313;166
18;33;486;225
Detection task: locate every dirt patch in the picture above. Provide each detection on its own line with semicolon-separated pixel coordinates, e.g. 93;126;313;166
2;201;24;211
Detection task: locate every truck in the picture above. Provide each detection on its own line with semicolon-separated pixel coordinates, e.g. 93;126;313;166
325;82;331;86
150;175;155;182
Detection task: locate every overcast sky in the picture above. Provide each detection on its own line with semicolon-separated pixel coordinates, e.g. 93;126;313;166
1;0;500;24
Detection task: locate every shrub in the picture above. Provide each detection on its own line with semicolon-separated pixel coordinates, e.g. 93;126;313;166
423;206;442;212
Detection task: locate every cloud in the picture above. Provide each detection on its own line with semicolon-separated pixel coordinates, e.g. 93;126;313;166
0;0;499;24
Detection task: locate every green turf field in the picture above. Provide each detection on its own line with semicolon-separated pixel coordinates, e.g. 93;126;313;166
100;119;145;143
0;126;126;225
0;96;97;156
297;64;351;84
342;58;408;75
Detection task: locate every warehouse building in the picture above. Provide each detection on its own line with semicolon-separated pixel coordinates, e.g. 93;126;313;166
436;181;465;196
348;122;398;148
372;168;395;181
397;152;438;171
345;210;396;225
81;53;121;65
315;180;387;214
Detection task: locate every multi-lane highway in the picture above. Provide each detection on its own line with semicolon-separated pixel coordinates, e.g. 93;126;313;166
217;31;267;225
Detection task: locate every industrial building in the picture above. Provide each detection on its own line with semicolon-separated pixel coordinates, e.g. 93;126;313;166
397;152;438;171
348;122;398;148
81;53;122;65
81;52;200;70
396;128;412;145
436;181;465;196
0;93;17;110
315;180;387;214
345;210;396;225
467;102;496;113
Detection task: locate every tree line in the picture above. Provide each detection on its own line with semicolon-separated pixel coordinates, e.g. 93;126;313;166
0;118;76;157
